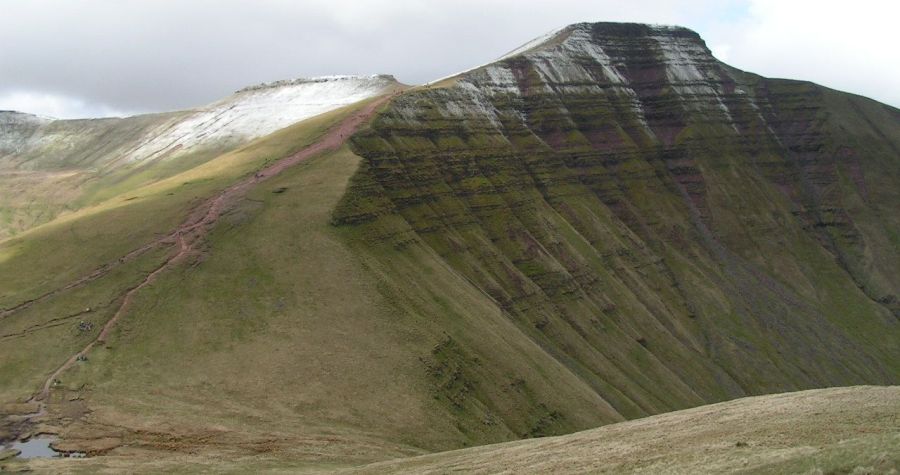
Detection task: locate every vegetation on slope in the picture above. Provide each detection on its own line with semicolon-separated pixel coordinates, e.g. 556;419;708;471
333;22;899;421
0;20;897;473
2;93;617;469
0;76;398;239
344;386;900;474
1;102;399;431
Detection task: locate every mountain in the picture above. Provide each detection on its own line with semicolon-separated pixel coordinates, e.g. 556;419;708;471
336;21;900;412
0;75;398;239
1;21;898;472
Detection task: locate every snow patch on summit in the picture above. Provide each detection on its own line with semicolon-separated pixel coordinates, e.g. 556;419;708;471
497;26;569;61
425;26;571;86
126;75;395;162
651;35;738;127
525;28;627;87
479;65;522;97
0;111;54;155
653;36;709;83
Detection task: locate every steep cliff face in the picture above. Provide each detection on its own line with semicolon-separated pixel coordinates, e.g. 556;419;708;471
0;75;398;238
336;23;900;419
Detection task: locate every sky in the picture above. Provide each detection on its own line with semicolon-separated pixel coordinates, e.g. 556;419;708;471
1;0;897;118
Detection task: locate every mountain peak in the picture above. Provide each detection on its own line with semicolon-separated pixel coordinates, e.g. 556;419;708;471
416;20;733;145
497;21;705;62
584;21;701;38
428;21;715;88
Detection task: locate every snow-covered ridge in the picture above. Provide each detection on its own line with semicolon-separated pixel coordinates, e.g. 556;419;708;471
425;26;573;86
0;74;397;166
236;74;396;93
123;73;396;162
426;22;700;87
497;26;571;61
38;74;395;164
495;22;697;63
0;110;55;124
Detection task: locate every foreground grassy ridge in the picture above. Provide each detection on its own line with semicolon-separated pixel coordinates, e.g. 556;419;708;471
344;386;900;474
0;102;379;404
8;386;897;473
334;22;899;427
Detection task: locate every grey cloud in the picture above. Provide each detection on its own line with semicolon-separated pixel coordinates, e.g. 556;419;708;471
1;0;895;118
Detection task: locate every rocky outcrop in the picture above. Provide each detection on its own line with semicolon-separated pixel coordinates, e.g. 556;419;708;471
336;22;900;422
0;111;52;155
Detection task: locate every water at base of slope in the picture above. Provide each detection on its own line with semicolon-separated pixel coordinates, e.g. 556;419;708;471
3;436;85;459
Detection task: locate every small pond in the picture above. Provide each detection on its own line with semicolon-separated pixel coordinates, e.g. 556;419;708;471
6;436;58;459
3;436;85;459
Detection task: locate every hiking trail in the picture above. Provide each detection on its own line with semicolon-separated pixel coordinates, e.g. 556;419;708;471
4;93;394;427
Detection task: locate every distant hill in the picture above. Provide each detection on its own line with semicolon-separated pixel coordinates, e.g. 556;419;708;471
0;75;398;238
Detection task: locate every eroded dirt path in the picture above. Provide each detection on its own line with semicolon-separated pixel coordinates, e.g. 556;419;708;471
8;93;394;421
1;96;392;321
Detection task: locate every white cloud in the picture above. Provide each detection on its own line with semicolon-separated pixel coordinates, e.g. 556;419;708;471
700;0;900;106
709;44;732;61
0;0;896;118
0;91;127;119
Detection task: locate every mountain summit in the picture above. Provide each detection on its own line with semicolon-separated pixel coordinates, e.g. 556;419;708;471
337;18;900;430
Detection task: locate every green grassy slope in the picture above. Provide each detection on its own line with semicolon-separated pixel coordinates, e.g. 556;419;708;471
0;104;379;402
57;142;617;456
0;20;897;473
332;23;900;424
1;97;620;469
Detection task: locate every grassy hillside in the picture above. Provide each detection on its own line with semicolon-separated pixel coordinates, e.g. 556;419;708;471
0;21;897;473
345;386;900;474
0;76;397;239
6;386;897;473
0;102;382;403
2;94;619;469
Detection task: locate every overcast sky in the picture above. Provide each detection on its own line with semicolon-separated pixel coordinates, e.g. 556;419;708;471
1;0;897;118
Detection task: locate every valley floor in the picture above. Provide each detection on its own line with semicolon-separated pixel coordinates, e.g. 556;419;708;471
4;386;898;473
